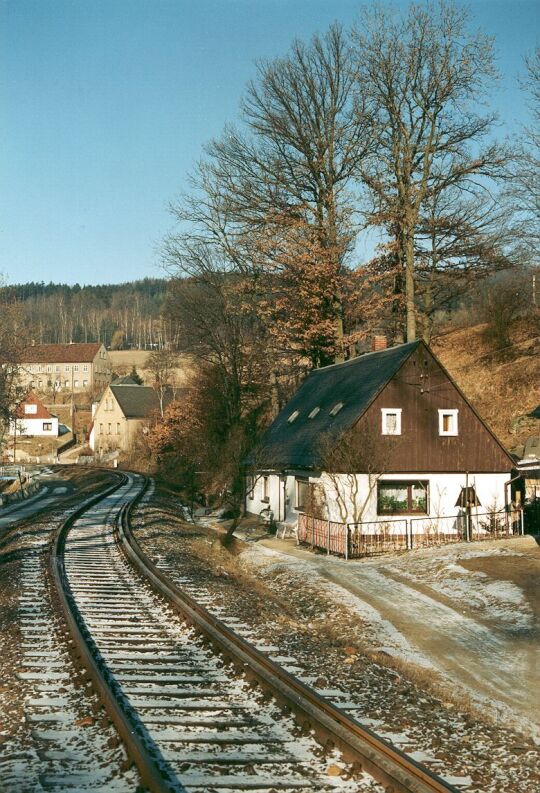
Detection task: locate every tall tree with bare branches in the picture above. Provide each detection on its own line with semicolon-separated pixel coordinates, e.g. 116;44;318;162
354;1;510;342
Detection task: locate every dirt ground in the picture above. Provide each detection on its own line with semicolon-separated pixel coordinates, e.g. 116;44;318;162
255;535;540;736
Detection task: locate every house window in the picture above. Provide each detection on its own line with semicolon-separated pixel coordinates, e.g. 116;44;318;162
73;365;79;371
83;364;88;372
47;365;52;372
108;423;112;434
65;380;69;388
43;422;52;432
439;409;458;436
99;423;103;435
381;408;402;435
38;380;42;388
261;476;269;503
25;404;37;414
377;480;429;515
38;365;42;372
83;380;88;387
65;365;70;371
74;380;79;388
116;423;120;435
246;475;254;498
55;365;60;372
295;478;309;511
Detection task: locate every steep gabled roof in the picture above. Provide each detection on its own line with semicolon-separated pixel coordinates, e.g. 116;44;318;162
21;342;103;363
15;391;56;420
110;384;162;419
252;341;420;469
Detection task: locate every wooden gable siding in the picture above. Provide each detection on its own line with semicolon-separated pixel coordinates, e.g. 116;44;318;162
355;344;513;473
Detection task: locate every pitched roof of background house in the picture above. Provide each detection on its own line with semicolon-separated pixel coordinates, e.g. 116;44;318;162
15;392;56;420
250;341;421;469
110;384;165;419
21;342;103;363
111;375;139;385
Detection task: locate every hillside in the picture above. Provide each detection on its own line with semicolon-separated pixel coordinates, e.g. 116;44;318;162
433;320;540;454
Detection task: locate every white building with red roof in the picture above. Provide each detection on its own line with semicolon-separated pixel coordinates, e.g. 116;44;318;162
10;392;59;437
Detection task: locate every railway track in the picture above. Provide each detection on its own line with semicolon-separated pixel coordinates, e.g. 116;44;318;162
50;472;459;793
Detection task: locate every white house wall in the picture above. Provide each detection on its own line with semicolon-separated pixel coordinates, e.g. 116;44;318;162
246;470;511;527
9;417;59;437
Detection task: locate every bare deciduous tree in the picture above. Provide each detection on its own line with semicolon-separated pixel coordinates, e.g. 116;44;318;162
0;301;28;458
317;425;395;524
354;2;510;342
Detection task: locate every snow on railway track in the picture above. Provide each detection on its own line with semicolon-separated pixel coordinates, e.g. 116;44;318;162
0;484;137;793
55;472;381;792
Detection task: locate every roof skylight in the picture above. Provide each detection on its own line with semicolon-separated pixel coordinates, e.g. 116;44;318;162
329;402;344;416
288;410;300;423
308;407;320;419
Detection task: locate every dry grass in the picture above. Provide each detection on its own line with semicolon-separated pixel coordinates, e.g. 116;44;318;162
108;349;194;386
433;320;540;451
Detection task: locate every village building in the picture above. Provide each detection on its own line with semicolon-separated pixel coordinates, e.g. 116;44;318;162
90;380;165;455
9;392;59;437
19;342;112;394
245;340;514;530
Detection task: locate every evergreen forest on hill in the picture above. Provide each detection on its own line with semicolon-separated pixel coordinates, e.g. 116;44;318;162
0;279;178;349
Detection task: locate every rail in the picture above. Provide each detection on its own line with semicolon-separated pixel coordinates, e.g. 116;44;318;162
118;480;458;793
48;474;460;793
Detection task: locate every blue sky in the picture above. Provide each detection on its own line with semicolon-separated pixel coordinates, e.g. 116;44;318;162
1;0;538;286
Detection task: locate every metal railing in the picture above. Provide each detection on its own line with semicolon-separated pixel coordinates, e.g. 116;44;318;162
297;508;524;559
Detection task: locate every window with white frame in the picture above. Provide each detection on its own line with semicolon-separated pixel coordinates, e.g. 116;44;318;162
439;409;458;436
25;404;37;414
381;408;402;435
261;476;269;502
246;475;254;498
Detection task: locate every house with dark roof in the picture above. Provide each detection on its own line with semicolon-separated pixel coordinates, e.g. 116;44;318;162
19;342;112;394
246;341;514;527
90;382;171;455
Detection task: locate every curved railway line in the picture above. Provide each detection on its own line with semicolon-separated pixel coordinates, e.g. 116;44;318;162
49;471;459;793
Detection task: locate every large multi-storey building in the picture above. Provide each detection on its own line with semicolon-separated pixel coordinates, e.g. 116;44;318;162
19;342;112;394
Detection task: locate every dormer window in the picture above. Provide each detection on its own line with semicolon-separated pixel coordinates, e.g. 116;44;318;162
329;402;344;416
288;410;299;423
382;408;402;435
308;407;320;419
439;409;458;436
24;404;37;415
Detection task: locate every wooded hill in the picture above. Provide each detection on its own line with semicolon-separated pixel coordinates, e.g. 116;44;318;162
0;279;179;349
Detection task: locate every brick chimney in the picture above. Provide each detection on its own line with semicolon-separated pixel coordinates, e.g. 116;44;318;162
371;335;388;352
